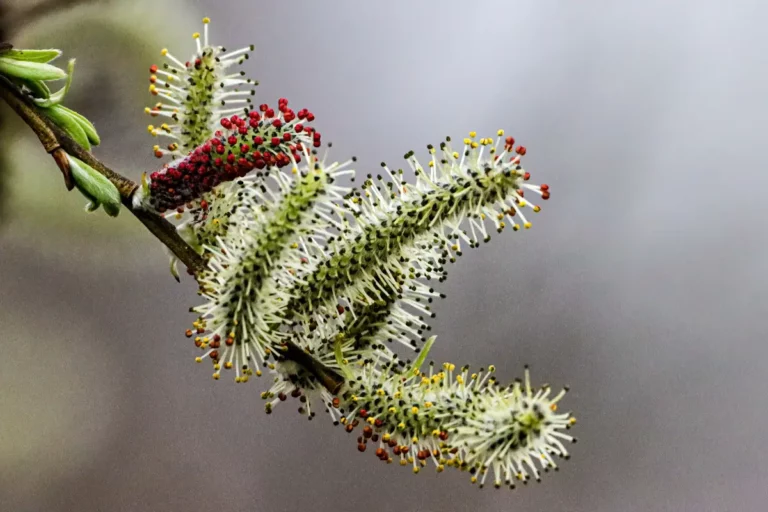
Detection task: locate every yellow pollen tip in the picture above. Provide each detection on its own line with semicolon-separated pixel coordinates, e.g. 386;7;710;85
212;373;220;380
160;49;168;56
452;152;459;159
195;357;202;363
202;17;211;24
411;406;419;414
463;138;471;145
533;205;541;212
413;467;420;474
144;107;151;114
400;460;407;466
550;403;558;411
471;141;479;149
469;131;477;138
524;222;532;229
497;129;505;136
192;32;200;39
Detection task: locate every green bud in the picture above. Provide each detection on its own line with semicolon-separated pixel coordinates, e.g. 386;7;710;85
67;156;121;217
0;56;66;81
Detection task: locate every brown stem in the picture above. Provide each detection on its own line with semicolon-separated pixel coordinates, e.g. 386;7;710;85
0;73;345;394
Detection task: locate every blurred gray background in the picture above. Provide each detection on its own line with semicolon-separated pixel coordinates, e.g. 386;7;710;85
1;0;767;511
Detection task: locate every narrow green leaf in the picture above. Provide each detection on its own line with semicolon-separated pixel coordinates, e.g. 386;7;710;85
45;105;91;150
0;56;66;81
68;156;121;217
33;59;75;108
60;105;100;146
3;48;61;63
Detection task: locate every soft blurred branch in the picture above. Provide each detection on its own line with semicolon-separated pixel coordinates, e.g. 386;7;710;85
0;75;345;395
6;0;102;31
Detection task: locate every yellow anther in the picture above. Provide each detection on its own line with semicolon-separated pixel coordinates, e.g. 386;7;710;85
452;152;459;159
398;422;406;430
268;363;275;370
377;389;386;396
367;417;376;425
389;407;397;414
570;417;577;425
448;363;456;372
147;124;155;133
224;361;233;370
160;48;168;56
524;222;532;229
480;213;486;220
436;464;445;473
497;129;505;136
234;377;241;383
195;357;202;363
488;365;496;372
513;223;520;231
144;107;151;114
212;373;220;380
213;364;221;371
428;160;435;167
463;138;471;145
469;131;477;138
471;373;478;380
292;166;298;174
193;32;201;39
413;467;420;474
411;406;419;415
202;17;211;24
400;460;407;466
382;433;391;442
470;476;478;484
241;375;249;383
471;141;479;149
424;401;433;408
351;395;358;402
456;375;464;384
256;370;262;376
533;205;541;212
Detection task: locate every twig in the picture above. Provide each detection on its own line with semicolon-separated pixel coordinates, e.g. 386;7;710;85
0;74;346;394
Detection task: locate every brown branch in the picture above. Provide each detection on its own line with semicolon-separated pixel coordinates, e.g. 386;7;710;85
0;74;345;394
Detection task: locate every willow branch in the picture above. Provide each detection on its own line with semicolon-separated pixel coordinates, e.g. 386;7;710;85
0;75;345;394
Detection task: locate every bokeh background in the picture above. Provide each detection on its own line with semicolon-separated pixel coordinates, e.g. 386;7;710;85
2;0;767;511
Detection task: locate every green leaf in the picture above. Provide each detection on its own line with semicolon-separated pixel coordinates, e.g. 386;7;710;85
60;105;100;146
45;104;91;150
33;59;75;108
0;56;66;81
3;48;61;63
68;156;121;217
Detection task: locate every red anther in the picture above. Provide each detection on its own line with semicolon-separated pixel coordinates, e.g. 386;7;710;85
374;419;383;427
272;119;282;128
240;144;250;153
209;350;219;361
375;448;386;458
251;151;262;160
149;76;157;84
149;64;158;73
254;159;266;169
216;145;226;155
154;149;164;158
283;132;292;141
337;304;345;314
358;443;367;452
210;138;221;147
523;172;531;180
363;426;373;438
210;340;220;349
271;137;280;146
541;191;550;200
540;184;549;191
332;397;340;408
200;200;209;211
284;111;295;122
213;334;221;342
249;110;260;120
515;145;527;156
238;126;248;135
306;112;315;122
313;140;321;148
214;157;223;167
393;446;401;455
194;339;202;347
259;103;268;112
345;424;354;433
359;409;368;418
295;123;303;132
249;118;260;129
227;135;238;145
439;431;449;441
297;109;307;119
265;108;275;118
226;154;235;165
253;136;263;145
